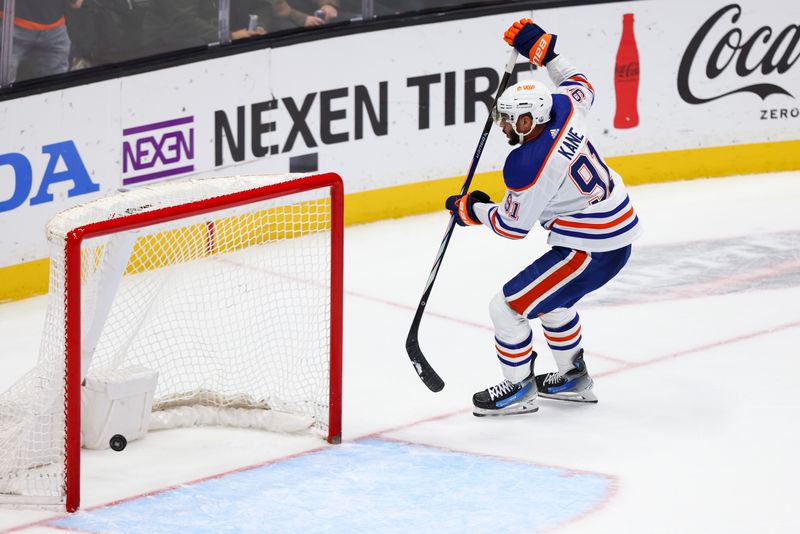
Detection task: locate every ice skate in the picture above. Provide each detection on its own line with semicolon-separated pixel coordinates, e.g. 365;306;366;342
535;349;598;403
472;370;539;417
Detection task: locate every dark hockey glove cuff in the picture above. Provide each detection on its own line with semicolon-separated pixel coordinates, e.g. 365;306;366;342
504;18;558;67
446;190;492;226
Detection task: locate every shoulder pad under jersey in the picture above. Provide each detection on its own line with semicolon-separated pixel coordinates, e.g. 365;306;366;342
503;94;575;192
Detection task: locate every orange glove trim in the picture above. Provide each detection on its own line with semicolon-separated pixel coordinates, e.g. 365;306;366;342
503;17;533;45
455;195;481;226
529;34;553;67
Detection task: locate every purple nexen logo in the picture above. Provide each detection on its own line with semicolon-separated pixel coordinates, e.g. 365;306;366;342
122;116;195;186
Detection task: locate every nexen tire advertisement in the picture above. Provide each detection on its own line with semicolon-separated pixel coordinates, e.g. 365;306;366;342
1;0;798;269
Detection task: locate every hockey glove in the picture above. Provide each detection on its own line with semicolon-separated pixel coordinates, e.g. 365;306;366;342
446;190;492;227
504;18;558;67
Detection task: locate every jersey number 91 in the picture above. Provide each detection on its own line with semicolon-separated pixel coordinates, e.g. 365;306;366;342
568;141;611;205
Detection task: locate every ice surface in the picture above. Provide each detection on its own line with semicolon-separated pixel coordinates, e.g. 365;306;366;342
51;439;611;533
0;171;799;533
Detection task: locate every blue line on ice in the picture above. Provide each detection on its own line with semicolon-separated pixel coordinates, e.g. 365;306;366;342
52;439;611;533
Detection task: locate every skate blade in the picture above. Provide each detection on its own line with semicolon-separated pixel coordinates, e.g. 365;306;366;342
538;390;598;403
473;401;539;417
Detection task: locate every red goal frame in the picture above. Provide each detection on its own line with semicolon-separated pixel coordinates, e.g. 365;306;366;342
61;173;344;512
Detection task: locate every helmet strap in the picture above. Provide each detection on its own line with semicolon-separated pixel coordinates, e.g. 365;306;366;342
511;120;536;144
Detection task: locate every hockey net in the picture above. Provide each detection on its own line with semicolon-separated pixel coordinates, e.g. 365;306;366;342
0;173;343;511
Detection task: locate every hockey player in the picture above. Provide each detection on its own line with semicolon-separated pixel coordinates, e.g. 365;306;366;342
446;19;642;416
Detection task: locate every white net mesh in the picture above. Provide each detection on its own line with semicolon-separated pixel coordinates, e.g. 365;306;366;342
0;174;337;506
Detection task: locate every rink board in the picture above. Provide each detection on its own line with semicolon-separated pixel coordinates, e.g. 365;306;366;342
51;439;612;533
2;0;800;302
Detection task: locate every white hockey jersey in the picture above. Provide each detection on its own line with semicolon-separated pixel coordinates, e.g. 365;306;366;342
473;55;642;253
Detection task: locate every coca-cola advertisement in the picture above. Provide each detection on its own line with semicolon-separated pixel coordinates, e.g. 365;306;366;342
614;13;640;129
678;3;797;107
603;1;798;154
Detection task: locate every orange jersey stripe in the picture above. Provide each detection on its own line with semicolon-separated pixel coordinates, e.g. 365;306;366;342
569;75;595;92
553;206;635;230
495;345;532;359
0;13;66;31
508;100;575;193
543;326;582;343
490;210;524;239
508;251;589;315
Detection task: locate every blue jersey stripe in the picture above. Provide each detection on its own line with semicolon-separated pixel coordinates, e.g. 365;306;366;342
490;207;527;239
550;215;639;240
542;314;580;333
568;196;630;219
560;81;594;93
547;337;582;352
493;228;525;240
497;354;533;367
495;211;529;235
496;332;533;350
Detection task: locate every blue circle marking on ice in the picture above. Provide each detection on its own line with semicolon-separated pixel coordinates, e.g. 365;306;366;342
52;439;612;533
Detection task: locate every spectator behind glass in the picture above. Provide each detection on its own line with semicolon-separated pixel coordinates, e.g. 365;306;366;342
333;0;414;19
231;0;271;34
67;0;151;68
270;0;338;31
140;0;266;56
352;1;465;17
0;0;83;82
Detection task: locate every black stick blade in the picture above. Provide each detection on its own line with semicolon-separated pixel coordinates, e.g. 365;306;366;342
405;334;445;392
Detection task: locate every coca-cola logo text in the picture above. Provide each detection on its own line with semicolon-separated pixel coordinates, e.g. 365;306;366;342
616;63;640;79
678;4;798;104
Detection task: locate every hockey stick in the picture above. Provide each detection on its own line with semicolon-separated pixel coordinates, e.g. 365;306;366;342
405;50;520;392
